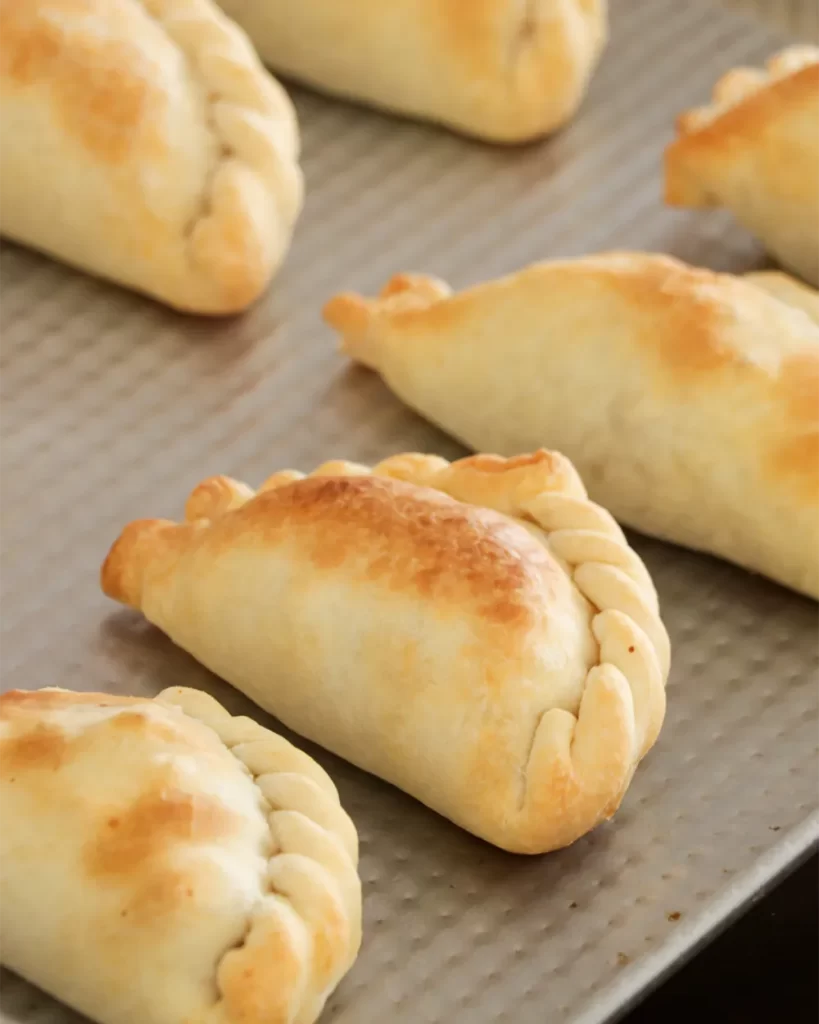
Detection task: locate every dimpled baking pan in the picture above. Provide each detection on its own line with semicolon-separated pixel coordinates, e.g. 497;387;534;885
1;1;817;1022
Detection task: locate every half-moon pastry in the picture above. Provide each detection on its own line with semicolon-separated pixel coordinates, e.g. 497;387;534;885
665;45;819;286
102;450;669;854
0;685;360;1024
0;0;303;314
325;252;819;599
214;0;607;143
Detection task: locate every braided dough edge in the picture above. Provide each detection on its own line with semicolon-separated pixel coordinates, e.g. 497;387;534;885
143;0;303;312
156;685;361;1024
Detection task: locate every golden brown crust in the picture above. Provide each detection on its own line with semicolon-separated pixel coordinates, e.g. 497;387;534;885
101;450;669;854
2;0;165;165
0;686;360;1024
328;251;813;384
670;45;819;140
664;47;819;285
325;253;819;599
0;0;303;313
216;0;607;143
217;473;572;632
666;58;819;205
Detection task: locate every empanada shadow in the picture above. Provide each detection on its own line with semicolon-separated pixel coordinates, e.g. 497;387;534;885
0;241;272;367
315;363;468;463
0;970;88;1024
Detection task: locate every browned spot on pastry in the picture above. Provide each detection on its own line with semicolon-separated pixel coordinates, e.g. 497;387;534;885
121;866;197;928
772;431;819;502
607;257;750;377
306;900;349;991
85;787;237;880
0;689;140;714
434;1;497;76
676;61;819;146
420;255;748;382
0;722;69;774
217;911;305;1024
0;0;166;165
779;352;819;426
106;706;214;753
221;474;563;631
666;62;819;208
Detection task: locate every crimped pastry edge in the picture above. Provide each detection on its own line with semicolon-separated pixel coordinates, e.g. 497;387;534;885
141;0;303;313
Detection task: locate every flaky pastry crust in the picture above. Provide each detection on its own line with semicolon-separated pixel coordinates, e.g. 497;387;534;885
0;686;360;1024
102;450;669;854
216;0;607;143
665;46;819;285
0;0;303;313
325;252;819;600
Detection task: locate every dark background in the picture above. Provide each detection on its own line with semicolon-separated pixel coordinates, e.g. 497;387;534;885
624;852;818;1023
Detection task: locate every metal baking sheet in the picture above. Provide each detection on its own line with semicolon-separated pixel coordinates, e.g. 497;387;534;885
1;1;817;1022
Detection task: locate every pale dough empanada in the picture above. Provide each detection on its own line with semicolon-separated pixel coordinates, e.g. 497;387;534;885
324;252;819;599
214;0;607;143
0;686;360;1024
0;0;303;314
102;450;669;854
665;45;819;286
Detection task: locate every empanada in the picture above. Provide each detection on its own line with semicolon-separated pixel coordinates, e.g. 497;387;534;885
214;0;607;143
102;450;669;855
324;252;819;599
0;685;360;1024
665;45;819;286
0;0;303;314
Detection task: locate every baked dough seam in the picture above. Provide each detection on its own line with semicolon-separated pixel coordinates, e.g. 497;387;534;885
143;0;300;280
156;687;359;1018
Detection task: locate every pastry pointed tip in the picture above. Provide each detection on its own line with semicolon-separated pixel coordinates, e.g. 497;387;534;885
325;274;452;369
323;293;380;368
100;518;182;610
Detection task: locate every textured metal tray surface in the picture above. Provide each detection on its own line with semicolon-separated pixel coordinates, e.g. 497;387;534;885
1;1;818;1023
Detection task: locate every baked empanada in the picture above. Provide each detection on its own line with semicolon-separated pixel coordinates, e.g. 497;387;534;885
102;450;669;855
0;0;303;314
325;253;819;599
0;686;360;1024
665;45;819;286
215;0;607;143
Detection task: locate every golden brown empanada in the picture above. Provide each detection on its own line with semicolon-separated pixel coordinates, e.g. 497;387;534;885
325;252;819;599
665;45;819;286
0;0;303;314
102;450;669;855
215;0;607;143
0;685;360;1024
